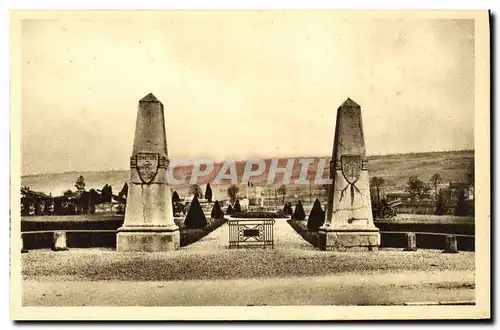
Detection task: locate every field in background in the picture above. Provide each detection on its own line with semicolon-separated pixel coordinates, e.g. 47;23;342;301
21;150;474;203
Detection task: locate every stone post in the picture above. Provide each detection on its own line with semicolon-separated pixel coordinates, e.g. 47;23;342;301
318;98;380;251
51;231;69;251
404;232;417;251
117;93;180;252
444;235;458;253
21;234;28;253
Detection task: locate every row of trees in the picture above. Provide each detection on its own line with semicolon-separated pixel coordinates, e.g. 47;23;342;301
188;182;281;205
188;183;213;202
370;173;472;216
370;160;474;205
226;183;288;204
64;175;128;202
370;174;442;204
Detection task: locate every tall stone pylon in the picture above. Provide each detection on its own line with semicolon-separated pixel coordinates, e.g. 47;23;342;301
117;93;180;252
318;98;380;251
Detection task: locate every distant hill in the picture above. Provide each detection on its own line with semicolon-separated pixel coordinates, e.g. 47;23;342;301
21;150;474;198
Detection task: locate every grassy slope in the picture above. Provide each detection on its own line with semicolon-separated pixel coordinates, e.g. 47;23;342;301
21;150;473;197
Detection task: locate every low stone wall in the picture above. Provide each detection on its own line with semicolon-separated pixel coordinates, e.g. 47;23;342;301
374;216;474;236
20;214;226;250
380;232;474;251
288;219;475;251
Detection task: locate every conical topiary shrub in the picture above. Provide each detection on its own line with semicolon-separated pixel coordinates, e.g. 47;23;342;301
205;183;213;203
234;200;241;212
226;204;234;215
172;191;181;202
292;200;306;220
184;196;207;229
307;198;325;231
211;200;224;219
282;202;293;215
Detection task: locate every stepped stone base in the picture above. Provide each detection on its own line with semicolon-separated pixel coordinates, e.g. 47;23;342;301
318;227;380;251
117;226;180;252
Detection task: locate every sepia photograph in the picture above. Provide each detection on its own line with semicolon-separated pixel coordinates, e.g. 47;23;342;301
10;9;490;320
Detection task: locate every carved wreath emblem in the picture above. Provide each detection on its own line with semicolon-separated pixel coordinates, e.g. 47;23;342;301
136;153;159;184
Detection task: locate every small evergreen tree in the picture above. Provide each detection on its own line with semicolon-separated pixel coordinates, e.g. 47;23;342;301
234;200;242;212
282;202;293;215
293;200;306;220
435;189;447;215
277;184;287;204
307;198;325;231
370;177;385;205
172;191;181;202
210;200;224;219
406;176;431;201
227;184;239;204
118;183;128;199
184;196;208;229
189;184;203;199
454;189;469;216
101;184;112;203
205;183;213;202
226;204;234;215
75;175;86;193
429;173;442;200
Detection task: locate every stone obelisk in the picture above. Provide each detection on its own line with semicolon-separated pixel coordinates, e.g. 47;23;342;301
318;98;380;251
117;93;180;252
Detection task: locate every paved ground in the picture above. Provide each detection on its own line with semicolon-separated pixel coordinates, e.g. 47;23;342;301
22;220;475;306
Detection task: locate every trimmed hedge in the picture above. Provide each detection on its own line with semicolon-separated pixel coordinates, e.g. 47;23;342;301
21;214;124;232
373;219;474;236
231;210;288;219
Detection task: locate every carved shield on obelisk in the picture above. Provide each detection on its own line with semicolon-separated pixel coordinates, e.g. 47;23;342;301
136;153;159;184
341;155;362;184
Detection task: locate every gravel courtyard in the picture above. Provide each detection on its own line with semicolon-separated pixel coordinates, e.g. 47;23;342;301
22;220;475;306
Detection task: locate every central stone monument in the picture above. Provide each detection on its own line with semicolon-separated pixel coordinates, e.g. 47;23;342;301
318;98;380;251
117;93;180;252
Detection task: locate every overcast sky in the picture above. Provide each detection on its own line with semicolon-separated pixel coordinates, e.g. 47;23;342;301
21;12;474;175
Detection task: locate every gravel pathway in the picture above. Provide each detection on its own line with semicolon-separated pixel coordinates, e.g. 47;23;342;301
23;270;475;306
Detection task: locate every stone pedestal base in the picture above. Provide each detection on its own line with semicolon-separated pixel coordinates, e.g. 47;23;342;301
318;227;380;251
117;226;180;252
